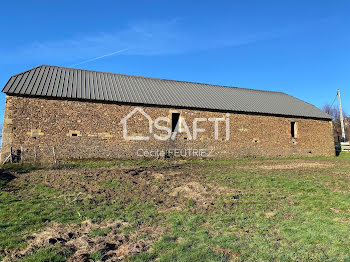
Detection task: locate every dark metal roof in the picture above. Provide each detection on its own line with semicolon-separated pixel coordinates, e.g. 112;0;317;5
2;65;331;120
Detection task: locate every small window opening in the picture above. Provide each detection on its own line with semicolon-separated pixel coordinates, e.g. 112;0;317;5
71;133;78;137
171;113;180;132
32;132;40;137
291;122;296;138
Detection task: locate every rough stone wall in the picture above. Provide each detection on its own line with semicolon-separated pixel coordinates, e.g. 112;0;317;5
1;95;335;162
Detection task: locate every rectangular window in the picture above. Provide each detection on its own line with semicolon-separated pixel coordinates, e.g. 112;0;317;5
291;122;297;138
32;132;40;137
171;113;180;132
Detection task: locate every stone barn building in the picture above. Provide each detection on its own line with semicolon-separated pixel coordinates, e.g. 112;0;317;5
1;65;334;162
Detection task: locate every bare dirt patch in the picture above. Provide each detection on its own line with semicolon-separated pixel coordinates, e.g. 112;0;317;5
3;163;240;260
333;217;350;224
14;164;237;211
169;181;239;209
4;220;158;262
259;162;335;170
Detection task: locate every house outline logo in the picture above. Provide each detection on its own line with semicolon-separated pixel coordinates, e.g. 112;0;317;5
120;107;153;140
120;107;231;142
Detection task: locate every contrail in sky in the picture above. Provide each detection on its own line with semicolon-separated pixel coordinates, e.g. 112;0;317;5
69;48;130;67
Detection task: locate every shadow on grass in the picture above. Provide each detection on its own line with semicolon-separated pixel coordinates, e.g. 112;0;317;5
0;169;16;188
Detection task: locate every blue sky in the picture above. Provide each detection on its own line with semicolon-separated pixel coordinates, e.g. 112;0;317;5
0;0;349;125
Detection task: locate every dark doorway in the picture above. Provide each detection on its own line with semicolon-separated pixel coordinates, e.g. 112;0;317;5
171;113;180;132
291;122;296;138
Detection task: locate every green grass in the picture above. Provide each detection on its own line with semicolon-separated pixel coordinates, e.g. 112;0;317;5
1;156;350;261
0;184;81;250
1;153;347;172
132;158;350;261
336;151;350;159
89;227;112;237
19;247;72;262
88;251;103;261
134;177;350;261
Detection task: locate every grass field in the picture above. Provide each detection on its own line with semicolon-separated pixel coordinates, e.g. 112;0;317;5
1;155;350;261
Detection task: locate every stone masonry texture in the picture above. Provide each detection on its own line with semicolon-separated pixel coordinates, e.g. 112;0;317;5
1;95;335;162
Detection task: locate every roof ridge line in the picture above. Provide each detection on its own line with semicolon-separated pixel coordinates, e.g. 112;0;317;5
39;64;285;94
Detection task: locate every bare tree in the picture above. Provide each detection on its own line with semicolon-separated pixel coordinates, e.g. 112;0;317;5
322;104;347;120
322;103;348;142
